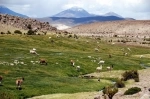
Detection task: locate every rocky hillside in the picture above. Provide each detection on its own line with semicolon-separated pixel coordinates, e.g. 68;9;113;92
66;20;150;47
0;14;60;34
66;20;150;38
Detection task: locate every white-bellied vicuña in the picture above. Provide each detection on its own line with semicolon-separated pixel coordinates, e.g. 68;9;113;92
16;77;24;90
127;47;131;51
0;76;3;84
76;66;80;71
30;48;39;55
94;48;99;52
140;55;143;58
14;60;19;65
106;65;114;71
39;59;47;65
96;65;103;72
98;60;105;64
124;52;128;56
87;56;91;58
70;60;75;67
109;54;112;58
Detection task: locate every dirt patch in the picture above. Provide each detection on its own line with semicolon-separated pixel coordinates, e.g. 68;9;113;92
28;92;103;99
133;54;150;58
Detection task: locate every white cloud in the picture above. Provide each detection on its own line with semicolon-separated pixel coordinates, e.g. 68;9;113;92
0;0;149;19
96;0;113;6
62;1;84;9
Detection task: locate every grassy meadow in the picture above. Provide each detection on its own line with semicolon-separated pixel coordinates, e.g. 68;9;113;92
0;33;149;99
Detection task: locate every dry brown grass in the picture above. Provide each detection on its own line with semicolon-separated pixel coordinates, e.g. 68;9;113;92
132;54;150;58
66;20;150;48
66;20;150;37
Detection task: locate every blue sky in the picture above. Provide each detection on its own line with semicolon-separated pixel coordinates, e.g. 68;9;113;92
0;0;150;20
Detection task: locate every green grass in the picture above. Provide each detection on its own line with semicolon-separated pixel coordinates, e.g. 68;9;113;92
0;34;149;98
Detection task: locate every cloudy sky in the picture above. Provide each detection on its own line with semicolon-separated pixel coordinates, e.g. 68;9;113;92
0;0;150;20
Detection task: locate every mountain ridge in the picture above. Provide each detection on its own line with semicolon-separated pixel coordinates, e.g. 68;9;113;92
38;7;134;30
52;7;124;18
37;15;125;30
0;5;28;18
103;12;123;18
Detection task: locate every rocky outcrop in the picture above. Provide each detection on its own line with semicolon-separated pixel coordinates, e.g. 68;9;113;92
0;14;57;33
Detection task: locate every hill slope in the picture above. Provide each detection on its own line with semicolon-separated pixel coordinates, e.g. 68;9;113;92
66;20;150;47
66;20;150;37
0;14;60;34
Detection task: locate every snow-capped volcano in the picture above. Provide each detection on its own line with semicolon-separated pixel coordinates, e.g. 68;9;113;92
53;7;93;18
68;7;84;11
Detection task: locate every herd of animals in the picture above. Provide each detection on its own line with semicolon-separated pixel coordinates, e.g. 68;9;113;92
0;44;133;90
0;51;113;90
0;46;83;90
0;47;48;90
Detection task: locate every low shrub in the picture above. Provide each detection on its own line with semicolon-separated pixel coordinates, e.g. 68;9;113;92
14;30;22;34
74;34;78;39
122;70;139;81
27;29;35;35
7;31;11;34
68;34;72;38
145;38;150;41
121;40;126;43
113;35;118;37
134;77;139;82
103;85;118;99
124;87;141;95
115;79;125;88
117;39;120;42
1;32;5;34
27;24;32;29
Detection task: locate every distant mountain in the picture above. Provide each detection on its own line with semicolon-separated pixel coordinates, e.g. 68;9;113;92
103;12;123;18
37;16;125;30
50;16;124;24
37;7;133;30
124;17;135;20
53;7;125;19
53;7;93;18
0;5;28;18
